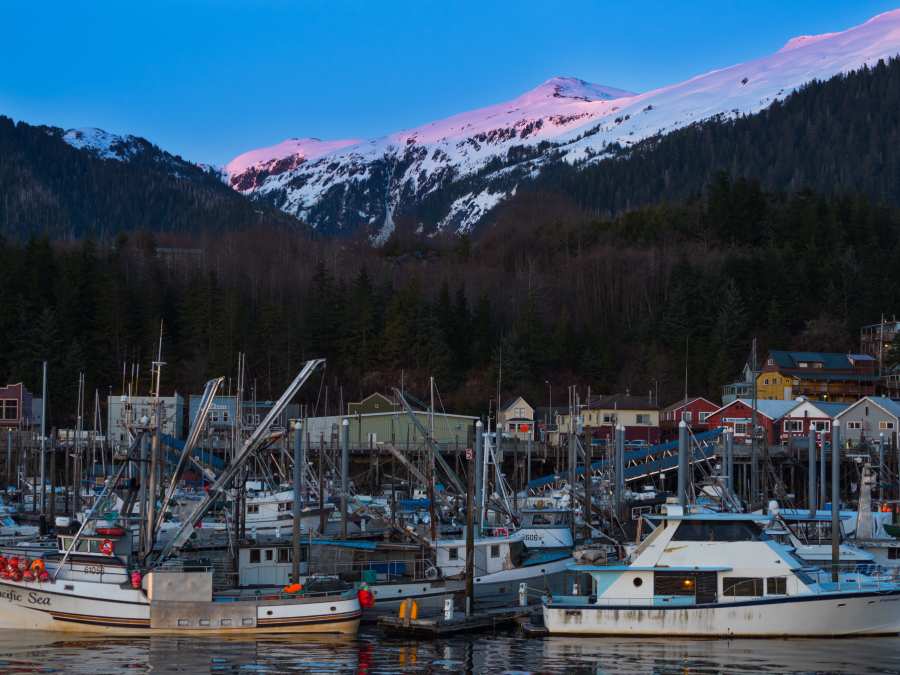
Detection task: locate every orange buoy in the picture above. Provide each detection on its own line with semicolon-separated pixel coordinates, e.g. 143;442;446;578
100;539;114;556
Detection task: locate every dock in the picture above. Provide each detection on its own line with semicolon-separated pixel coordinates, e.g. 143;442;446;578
377;606;535;638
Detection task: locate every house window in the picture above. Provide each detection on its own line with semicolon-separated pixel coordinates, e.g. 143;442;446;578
0;400;18;421
509;423;516;432
767;577;787;595
515;407;526;418
783;420;803;433
603;414;614;424
699;412;711;423
880;421;895;431
636;414;650;425
681;411;693;423
812;421;831;432
448;548;459;561
847;421;863;431
249;549;261;564
490;545;500;559
733;422;749;435
723;577;763;597
764;378;770;385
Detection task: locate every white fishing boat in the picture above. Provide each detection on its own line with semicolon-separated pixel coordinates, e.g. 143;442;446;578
0;528;360;634
244;489;334;535
542;502;900;637
518;507;574;549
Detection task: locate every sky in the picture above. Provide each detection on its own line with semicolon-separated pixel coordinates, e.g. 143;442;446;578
1;0;898;166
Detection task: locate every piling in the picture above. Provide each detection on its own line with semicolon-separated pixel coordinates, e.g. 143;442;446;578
677;420;689;507
724;428;734;493
465;441;476;617
474;421;484;529
831;421;841;582
341;418;349;538
878;432;885;502
292;421;303;583
808;428;817;517
614;424;625;518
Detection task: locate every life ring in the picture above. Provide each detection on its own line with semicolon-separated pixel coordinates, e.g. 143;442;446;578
100;539;114;556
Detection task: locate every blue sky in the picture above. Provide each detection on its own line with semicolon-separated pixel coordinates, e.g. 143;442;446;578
1;1;897;165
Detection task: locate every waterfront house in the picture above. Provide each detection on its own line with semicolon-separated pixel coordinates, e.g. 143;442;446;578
0;383;34;430
756;351;878;403
704;398;799;445
498;396;535;440
835;396;900;447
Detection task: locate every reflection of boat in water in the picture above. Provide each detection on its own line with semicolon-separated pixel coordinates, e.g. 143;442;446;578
543;502;900;637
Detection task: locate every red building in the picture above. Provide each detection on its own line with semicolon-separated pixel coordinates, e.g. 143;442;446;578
704;398;799;446
660;396;719;440
0;383;34;430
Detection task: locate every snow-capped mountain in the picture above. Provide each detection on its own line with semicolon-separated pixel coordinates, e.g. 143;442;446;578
226;9;900;242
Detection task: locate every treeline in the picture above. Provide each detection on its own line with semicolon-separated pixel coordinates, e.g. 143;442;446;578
4;176;900;428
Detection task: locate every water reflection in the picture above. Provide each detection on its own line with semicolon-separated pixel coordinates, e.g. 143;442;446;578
0;629;896;673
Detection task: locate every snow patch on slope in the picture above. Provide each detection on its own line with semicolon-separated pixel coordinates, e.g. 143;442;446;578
63;128;139;161
228;8;900;237
225;137;360;178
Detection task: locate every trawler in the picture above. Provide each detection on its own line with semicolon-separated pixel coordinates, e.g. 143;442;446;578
0;359;362;635
542;502;900;637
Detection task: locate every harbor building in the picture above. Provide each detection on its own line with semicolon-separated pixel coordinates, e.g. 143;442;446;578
756;350;878;403
107;394;184;451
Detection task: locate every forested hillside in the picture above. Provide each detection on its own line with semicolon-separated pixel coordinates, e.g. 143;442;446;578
518;57;900;220
4;176;898;427
0;117;302;238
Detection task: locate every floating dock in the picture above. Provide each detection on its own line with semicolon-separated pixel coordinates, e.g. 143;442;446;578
378;606;535;637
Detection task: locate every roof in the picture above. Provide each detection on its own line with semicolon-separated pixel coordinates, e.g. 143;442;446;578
661;396;717;413
838;396;900;421
767;350;876;375
785;400;850;418
500;396;531;412
711;398;799;421
587;393;658;412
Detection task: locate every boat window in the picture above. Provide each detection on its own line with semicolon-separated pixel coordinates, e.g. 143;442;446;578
278;548;292;563
793;569;817;585
531;513;553;526
248;505;259;514
888;548;900;560
723;577;763;597
490;545;500;559
766;577;787;595
671;520;765;542
653;571;717;603
249;549;260;564
265;549;274;561
448;548;459;561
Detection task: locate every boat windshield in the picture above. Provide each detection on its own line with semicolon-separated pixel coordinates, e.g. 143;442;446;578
670;520;768;542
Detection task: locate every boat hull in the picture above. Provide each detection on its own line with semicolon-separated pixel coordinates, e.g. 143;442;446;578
0;580;360;635
543;590;900;637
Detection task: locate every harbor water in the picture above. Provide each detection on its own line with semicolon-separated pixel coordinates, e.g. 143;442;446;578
0;628;899;673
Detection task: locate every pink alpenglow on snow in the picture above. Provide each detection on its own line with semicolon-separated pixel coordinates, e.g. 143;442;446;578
225;138;361;178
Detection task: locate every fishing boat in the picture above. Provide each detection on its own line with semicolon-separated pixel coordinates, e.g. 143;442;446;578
542;502;900;637
0;528;359;634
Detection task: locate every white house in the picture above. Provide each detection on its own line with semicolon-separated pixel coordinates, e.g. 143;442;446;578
499;396;535;441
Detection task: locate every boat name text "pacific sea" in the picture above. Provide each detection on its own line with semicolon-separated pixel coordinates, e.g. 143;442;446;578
0;588;51;606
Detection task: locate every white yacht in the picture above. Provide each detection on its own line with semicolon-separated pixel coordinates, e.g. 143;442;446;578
542;502;900;637
244;490;334;535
